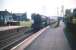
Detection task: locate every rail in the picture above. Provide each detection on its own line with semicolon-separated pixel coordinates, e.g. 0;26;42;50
0;26;32;50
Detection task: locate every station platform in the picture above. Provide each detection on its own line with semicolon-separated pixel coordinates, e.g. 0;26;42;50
24;22;71;50
11;22;71;50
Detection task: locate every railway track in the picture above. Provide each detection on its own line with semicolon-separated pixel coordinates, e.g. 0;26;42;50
0;26;33;50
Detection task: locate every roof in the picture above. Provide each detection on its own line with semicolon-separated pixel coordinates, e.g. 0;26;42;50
13;13;26;16
0;11;11;15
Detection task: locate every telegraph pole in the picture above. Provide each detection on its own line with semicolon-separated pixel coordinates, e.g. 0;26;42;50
57;7;59;16
61;5;64;17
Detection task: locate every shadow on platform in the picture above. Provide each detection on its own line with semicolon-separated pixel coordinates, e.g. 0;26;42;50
64;27;76;50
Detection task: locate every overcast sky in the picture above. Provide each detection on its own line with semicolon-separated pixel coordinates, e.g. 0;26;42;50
0;0;76;18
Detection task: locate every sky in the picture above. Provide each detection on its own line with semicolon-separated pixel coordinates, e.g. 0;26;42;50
0;0;76;18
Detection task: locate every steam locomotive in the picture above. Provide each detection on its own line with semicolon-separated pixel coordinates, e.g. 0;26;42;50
31;14;50;32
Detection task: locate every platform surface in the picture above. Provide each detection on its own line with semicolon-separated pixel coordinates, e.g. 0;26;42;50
0;26;23;31
24;22;71;50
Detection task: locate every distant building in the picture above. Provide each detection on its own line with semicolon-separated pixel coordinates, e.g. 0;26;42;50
12;13;27;21
65;9;72;17
0;10;13;24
